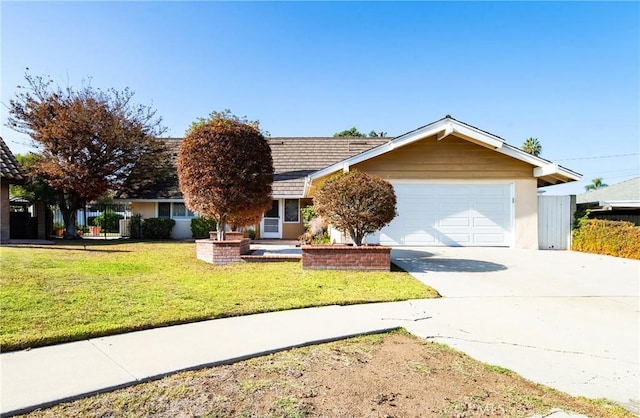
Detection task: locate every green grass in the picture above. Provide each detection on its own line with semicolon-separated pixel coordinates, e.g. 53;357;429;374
0;241;437;351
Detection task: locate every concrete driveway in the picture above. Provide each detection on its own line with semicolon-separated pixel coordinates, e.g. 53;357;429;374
391;247;640;414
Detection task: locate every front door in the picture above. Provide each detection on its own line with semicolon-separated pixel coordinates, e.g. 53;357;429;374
261;200;281;239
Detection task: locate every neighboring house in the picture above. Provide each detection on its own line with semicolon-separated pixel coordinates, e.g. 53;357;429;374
0;137;27;243
576;177;640;225
116;116;581;249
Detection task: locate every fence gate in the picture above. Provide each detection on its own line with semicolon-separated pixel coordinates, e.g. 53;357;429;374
538;195;574;250
51;203;131;239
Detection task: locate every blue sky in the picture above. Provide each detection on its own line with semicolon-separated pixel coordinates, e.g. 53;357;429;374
1;1;638;195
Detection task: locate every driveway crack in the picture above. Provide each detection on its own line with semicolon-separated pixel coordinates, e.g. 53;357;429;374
422;335;637;364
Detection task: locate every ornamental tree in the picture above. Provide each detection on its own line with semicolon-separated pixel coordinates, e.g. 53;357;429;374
313;170;397;246
177;111;274;241
7;71;168;239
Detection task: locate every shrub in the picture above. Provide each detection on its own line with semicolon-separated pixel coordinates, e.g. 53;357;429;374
190;217;218;239
129;213;143;239
298;205;329;245
92;212;124;232
314;170;397;246
140;218;176;240
572;219;640;260
301;205;317;229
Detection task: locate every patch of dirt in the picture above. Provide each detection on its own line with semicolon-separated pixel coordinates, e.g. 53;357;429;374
21;332;631;417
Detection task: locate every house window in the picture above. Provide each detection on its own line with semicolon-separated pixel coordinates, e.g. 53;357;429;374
158;202;171;218
158;202;195;219
172;203;194;218
284;199;299;223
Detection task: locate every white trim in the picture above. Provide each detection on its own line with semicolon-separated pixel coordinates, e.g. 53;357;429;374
387;179;515;185
260;199;282;239
509;182;516;248
599;200;640;208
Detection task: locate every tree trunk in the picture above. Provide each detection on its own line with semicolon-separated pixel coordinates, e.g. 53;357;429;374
217;216;227;241
58;191;79;239
351;229;363;246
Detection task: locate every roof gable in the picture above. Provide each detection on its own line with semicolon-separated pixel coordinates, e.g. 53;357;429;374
308;116;581;188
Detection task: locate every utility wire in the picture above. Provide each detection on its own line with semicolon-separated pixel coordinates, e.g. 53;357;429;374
556;153;638;161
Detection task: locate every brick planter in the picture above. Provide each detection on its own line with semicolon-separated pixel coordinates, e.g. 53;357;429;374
197;238;251;265
301;245;391;271
209;231;246;240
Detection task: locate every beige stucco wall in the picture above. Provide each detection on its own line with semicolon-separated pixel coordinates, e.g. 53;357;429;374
307;135;541;249
513;179;539;249
131;202;156;218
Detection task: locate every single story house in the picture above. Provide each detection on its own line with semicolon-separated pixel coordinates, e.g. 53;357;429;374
1;137;27;243
116;116;581;249
576;177;640;225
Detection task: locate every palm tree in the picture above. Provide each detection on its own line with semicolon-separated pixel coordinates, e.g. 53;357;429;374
522;137;542;157
584;177;608;191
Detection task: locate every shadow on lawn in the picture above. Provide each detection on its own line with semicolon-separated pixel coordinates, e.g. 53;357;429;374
392;249;507;273
4;240;135;253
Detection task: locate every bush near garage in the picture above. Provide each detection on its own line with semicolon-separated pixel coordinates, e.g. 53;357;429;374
190;217;218;239
140;218;176;240
572;219;640;260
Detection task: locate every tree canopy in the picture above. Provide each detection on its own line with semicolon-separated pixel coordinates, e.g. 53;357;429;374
333;127;387;138
177;111;274;240
7;70;168;238
314;170;397;246
522;137;542;157
585;177;608;191
9;153;58;205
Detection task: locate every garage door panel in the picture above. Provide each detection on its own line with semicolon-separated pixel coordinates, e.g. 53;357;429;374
473;217;504;227
439;217;471;227
403;232;438;245
473;234;508;244
380;183;512;247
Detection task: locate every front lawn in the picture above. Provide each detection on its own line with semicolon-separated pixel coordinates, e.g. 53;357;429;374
0;241;437;351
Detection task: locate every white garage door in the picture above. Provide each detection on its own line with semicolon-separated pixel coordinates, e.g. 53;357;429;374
379;183;513;247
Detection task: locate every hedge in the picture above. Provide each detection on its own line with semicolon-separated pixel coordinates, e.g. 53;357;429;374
572;219;640;260
140;218;176;240
190;217;217;239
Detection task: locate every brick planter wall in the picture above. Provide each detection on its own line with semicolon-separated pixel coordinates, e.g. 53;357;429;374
209;231;246;240
197;238;251;265
301;245;391;271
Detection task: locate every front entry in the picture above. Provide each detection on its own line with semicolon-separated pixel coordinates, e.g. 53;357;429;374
260;200;281;239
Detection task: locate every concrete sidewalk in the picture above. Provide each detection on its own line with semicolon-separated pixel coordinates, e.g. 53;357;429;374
0;301;420;417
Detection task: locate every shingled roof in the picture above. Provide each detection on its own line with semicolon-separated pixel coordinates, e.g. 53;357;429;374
270;137;389;196
577;177;640;205
117;137;390;200
0;137;26;184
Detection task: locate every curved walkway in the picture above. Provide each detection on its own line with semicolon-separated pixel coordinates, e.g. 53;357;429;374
1;248;638;416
